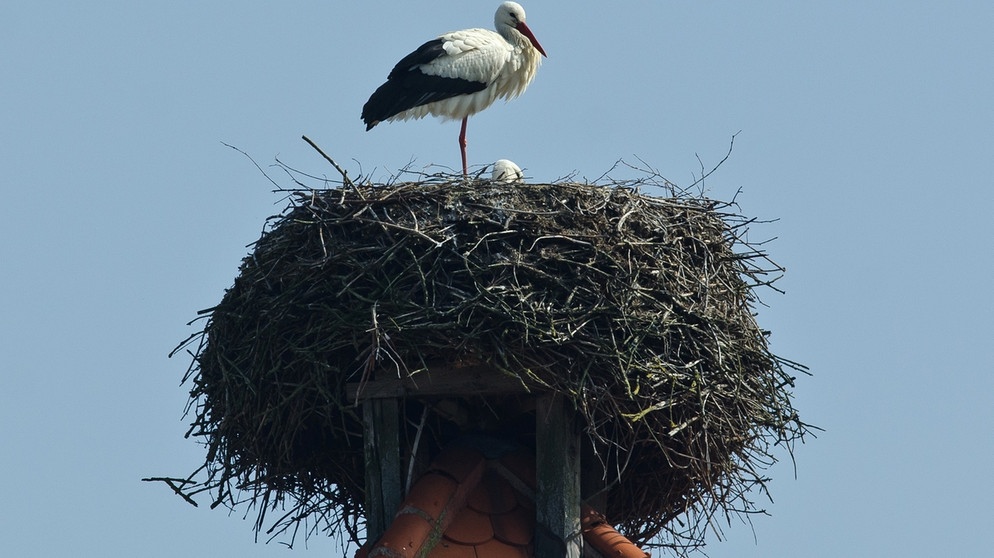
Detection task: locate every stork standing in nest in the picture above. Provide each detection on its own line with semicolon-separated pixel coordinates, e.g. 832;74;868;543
361;2;547;176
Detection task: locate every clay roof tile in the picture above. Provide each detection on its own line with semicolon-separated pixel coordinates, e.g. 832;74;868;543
443;506;494;545
426;539;477;558
468;469;518;515
366;442;648;558
581;505;650;558
475;537;531;558
491;504;534;547
403;471;459;522
371;512;434;558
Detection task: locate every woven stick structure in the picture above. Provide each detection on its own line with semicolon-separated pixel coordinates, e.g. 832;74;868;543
166;168;807;552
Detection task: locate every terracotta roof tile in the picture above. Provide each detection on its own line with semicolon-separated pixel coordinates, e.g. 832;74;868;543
370;511;434;558
474;536;531;558
425;540;476;558
468;469;518;515
364;440;648;558
443;505;493;545
403;471;459;522
491;504;533;547
581;505;650;558
582;522;650;558
514;486;536;512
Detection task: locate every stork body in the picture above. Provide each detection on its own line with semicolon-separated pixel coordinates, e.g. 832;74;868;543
362;2;546;175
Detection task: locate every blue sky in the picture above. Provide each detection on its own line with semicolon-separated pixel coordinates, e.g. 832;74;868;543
2;1;992;556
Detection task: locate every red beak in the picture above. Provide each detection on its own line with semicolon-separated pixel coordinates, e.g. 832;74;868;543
516;21;547;57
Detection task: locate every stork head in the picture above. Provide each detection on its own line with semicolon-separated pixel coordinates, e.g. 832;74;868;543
495;2;547;57
492;159;524;183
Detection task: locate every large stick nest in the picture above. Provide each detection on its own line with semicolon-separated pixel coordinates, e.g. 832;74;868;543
170;170;807;552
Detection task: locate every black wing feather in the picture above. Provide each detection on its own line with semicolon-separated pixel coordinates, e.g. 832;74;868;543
362;38;487;130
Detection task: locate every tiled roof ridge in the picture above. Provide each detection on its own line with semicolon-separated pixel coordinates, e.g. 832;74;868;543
359;437;649;558
361;445;488;558
581;504;650;558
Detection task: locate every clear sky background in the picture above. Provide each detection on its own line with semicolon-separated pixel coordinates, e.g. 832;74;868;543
3;1;992;556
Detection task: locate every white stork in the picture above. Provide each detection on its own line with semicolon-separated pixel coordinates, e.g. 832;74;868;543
361;2;547;176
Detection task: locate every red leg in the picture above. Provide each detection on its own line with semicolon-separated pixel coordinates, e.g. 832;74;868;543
459;117;468;176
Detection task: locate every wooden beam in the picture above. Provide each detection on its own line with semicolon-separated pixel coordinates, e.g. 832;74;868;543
362;398;401;543
535;394;582;558
347;363;538;402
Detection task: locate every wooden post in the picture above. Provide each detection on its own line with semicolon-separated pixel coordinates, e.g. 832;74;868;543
362;398;401;543
535;394;582;558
